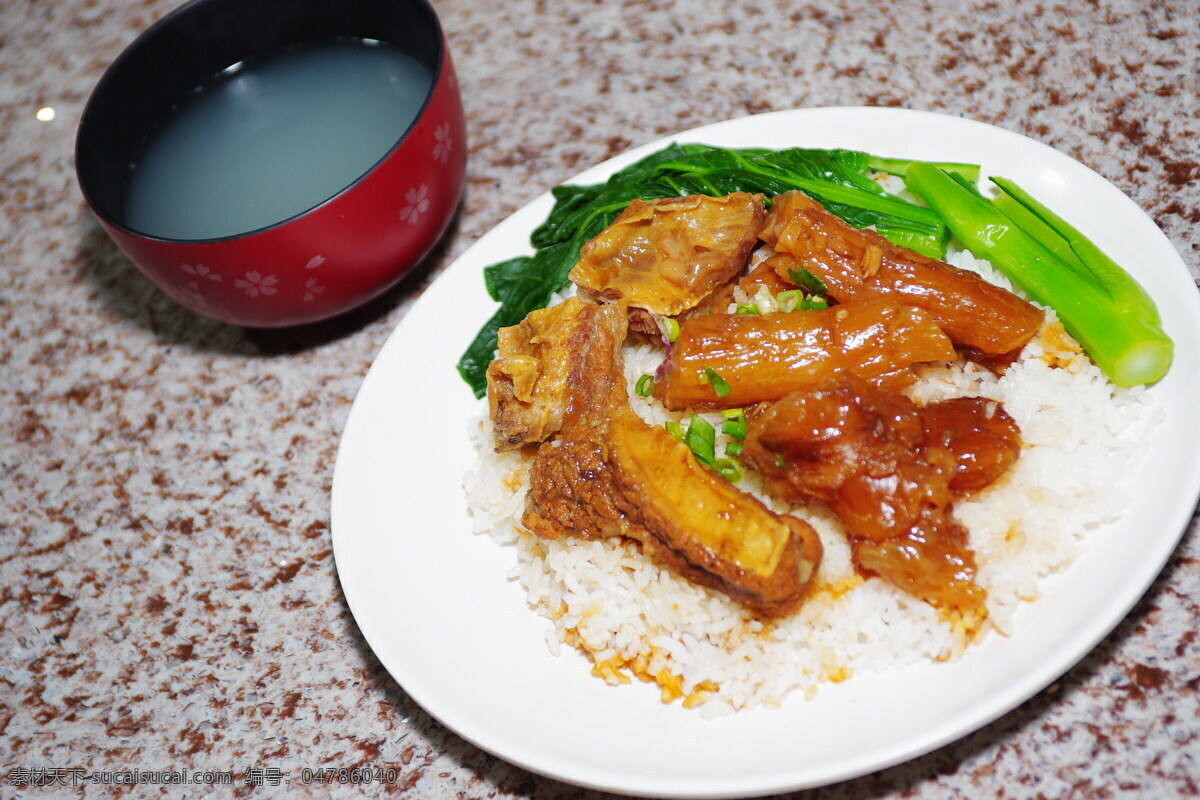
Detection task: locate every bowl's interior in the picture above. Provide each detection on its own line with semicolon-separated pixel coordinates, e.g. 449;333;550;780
76;0;442;241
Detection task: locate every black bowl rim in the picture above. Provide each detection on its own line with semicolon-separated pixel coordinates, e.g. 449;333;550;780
75;0;446;245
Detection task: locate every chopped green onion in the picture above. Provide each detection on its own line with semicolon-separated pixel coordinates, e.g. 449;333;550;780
800;296;829;310
660;316;681;343
773;453;787;469
735;303;760;315
776;289;803;312
788;266;829;296
664;420;686;441
725;441;744;458
712;458;744;483
704;366;731;397
685;416;716;466
721;408;746;439
635;374;654;397
905;163;1173;387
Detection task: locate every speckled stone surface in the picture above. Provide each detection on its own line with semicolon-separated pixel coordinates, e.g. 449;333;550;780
2;0;1198;797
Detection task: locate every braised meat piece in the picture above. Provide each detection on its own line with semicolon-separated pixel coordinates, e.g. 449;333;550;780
569;192;766;317
742;377;1021;627
513;300;822;617
607;415;822;617
679;259;795;321
522;300;634;541
853;521;982;621
760;191;1043;356
486;297;610;451
741;379;926;507
653;297;956;410
920;397;1022;493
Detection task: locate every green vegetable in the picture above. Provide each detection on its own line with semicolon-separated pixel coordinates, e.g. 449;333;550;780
685;415;716;466
776;289;803;312
787;266;829;296
989;177;1162;326
635;374;654;397
660;316;681;343
735;303;760;315
664;420;686;441
990;192;1088;274
712;458;744;483
704;366;731;398
866;155;981;184
773;453;787;469
725;441;744;458
457;143;960;396
905;163;1172;387
801;296;829;310
720;408;746;440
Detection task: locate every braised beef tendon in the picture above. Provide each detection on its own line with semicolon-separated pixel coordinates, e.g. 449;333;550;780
919;397;1022;493
654;297;956;410
494;297;822;618
569;192;766;317
760;191;1043;356
742;378;1021;629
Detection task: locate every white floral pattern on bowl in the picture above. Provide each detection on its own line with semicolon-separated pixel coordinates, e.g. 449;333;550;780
399;184;430;225
179;262;222;282
234;271;279;298
433;123;453;164
303;277;325;303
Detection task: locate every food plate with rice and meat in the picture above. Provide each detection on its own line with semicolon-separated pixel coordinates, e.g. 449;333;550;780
331;108;1200;797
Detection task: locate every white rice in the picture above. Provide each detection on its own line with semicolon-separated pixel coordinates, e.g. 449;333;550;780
462;248;1160;717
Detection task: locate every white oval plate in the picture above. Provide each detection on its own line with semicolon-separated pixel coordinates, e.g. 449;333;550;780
332;108;1200;798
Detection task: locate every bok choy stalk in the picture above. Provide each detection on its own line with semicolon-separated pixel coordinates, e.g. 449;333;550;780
989;177;1163;326
458;143;966;396
866;156;981;184
905;163;1172;387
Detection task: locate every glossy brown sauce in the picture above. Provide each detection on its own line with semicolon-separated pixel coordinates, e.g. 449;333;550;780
742;377;1021;627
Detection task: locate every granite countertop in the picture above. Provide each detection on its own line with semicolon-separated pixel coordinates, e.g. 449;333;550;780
2;0;1198;796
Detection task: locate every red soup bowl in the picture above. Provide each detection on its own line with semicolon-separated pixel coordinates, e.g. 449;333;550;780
76;0;465;328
